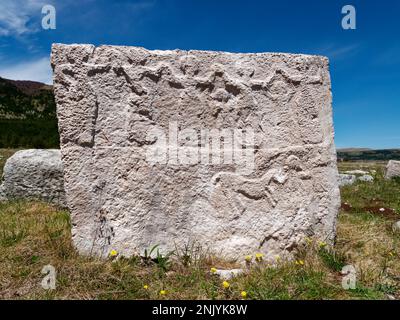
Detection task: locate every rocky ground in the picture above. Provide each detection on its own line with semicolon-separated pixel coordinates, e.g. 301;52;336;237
0;149;399;300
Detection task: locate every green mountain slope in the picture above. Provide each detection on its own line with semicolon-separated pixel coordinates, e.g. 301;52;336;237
0;77;59;148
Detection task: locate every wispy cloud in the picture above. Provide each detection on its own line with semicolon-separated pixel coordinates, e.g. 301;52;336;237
0;57;52;84
0;0;50;37
314;43;361;60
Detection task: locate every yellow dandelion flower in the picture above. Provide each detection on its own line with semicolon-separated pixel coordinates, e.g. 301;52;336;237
241;291;247;299
295;259;304;266
109;249;118;257
245;255;252;262
143;284;149;289
305;237;313;244
255;253;264;262
210;267;217;274
319;241;327;248
222;281;230;289
160;290;167;295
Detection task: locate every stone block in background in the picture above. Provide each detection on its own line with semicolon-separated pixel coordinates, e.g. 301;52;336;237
0;149;66;207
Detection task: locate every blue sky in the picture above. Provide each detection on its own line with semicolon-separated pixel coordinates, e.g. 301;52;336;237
0;0;399;149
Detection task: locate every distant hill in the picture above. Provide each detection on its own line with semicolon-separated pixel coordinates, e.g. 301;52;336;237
337;148;372;153
0;77;56;119
0;77;59;148
337;148;400;161
3;78;52;95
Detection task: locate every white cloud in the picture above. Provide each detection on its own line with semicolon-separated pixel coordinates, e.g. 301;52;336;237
0;57;52;84
0;0;50;37
315;43;361;60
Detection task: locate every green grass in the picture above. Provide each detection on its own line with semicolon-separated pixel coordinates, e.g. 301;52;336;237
0;160;399;299
339;163;400;214
0;200;386;300
317;247;347;272
0;119;60;149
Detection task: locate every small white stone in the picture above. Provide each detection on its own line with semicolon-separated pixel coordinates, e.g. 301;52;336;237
344;170;369;175
212;269;244;280
392;221;400;234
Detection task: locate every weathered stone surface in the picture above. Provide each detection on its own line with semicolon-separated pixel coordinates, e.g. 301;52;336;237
0;149;66;207
358;174;374;182
338;174;356;187
0;185;6;201
51;44;340;260
393;221;400;234
385;160;400;180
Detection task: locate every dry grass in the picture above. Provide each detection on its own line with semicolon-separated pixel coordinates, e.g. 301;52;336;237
336;162;400;295
0;157;399;300
337;212;399;287
0;149;17;178
337;161;387;172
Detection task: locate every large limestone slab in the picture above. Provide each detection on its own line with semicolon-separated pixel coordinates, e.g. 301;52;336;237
51;44;340;260
338;174;356;187
0;149;66;207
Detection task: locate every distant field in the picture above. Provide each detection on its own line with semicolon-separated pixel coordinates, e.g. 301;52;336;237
338;161;387;172
338;149;400;162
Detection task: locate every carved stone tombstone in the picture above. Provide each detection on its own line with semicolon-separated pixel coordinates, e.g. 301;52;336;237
51;44;340;260
385;160;400;180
